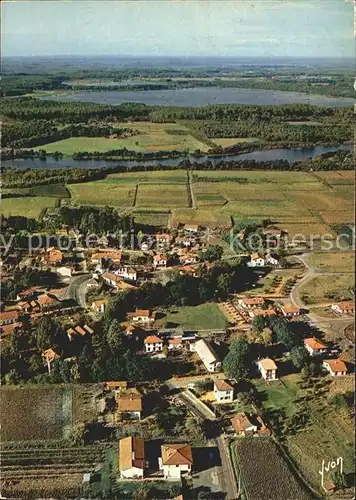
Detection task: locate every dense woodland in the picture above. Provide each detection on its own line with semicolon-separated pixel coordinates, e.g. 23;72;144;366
1;66;354;97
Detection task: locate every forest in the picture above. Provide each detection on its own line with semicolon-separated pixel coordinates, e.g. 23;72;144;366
1;98;352;153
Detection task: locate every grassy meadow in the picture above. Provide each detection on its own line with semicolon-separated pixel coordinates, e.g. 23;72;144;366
160;303;227;330
0;197;57;218
34;122;209;154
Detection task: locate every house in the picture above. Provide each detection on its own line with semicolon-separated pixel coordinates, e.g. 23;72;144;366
238;297;265;309
47;248;63;265
155;234;173;247
119;436;145;479
168;337;183;350
265;253;279;266
179;264;198;277
116;389;143;420
91;250;122;264
91;298;108;314
38;293;59;311
104;381;127;392
153;253;169;268
16;288;38;301
67;324;93;341
0;310;20;326
184;224;199;234
17;301;37;313
322;359;348;377
176;236;194;247
263;229;285;240
331;302;355;315
180;252;198;265
127;309;155;324
304;338;328;357
102;272;123;289
214;379;234;402
231;412;271;437
257;358;278;380
0;322;23;338
144;335;163;353
113;267;137;282
195;339;221;373
281;305;301;317
42;348;61;373
159;444;193;479
230;412;257;436
249;308;277;319
247;252;265;267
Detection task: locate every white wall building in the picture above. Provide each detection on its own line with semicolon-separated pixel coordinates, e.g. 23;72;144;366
195;339;221;373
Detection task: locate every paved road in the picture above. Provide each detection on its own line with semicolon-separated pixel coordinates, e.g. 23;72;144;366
64;273;92;308
168;381;238;500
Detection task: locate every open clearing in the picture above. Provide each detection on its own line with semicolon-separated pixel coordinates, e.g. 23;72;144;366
160;303;226;330
135;184;189;209
1;386;72;441
308;251;354;273
34;122;209;154
300;273;354;303
0;197;57;218
254;374;354;492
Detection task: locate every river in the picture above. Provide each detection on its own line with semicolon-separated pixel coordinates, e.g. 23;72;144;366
40;87;353;108
3;145;350;170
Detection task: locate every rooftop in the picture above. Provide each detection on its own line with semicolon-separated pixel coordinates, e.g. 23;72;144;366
257;358;277;370
119;436;145;471
161;444;193;466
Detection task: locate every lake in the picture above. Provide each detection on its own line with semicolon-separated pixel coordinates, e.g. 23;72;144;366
3;145;350;170
40;87;353;108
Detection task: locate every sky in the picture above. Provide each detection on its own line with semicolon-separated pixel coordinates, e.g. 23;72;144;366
1;0;354;58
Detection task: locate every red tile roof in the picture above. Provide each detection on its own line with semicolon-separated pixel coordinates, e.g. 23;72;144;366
144;335;162;344
304;338;327;350
323;359;348;374
161;444;193;466
214;379;233;391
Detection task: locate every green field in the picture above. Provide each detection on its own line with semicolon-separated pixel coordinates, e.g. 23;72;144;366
0;197;57;218
34;122;209;154
6;170;354;234
160;303;227;330
69;181;136;207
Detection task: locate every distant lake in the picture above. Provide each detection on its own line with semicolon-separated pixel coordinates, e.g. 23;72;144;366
41;87;353;108
3;145;350;170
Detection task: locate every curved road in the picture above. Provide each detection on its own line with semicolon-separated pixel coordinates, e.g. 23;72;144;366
290;253;353;341
63;273;92;308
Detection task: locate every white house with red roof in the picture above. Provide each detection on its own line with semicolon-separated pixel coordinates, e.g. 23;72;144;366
127;309;155;324
214;379;234;402
144;335;163;353
322;359;348;377
304;338;328;357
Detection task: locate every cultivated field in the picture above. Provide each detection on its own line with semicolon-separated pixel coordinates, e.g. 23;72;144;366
0;197;57;218
135;184;189;209
6;170;353;236
34;122;209;154
2;184;69;198
232;438;311;500
69;181;136;207
1;386;72;441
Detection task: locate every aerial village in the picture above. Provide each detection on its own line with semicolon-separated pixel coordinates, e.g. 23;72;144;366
0;219;354;499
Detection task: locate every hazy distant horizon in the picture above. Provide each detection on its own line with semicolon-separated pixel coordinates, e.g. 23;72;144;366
3;54;354;74
2;1;353;59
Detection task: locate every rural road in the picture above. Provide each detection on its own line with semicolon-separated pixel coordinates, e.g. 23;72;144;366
290;253;353;341
187;170;197;209
168;381;238;500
